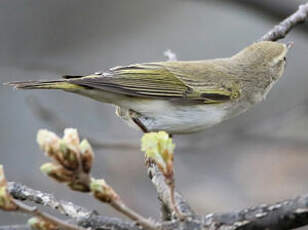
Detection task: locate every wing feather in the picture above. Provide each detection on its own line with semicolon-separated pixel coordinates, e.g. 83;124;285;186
69;61;238;103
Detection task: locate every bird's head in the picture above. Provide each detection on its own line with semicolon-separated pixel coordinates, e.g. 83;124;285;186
231;41;292;103
233;41;291;81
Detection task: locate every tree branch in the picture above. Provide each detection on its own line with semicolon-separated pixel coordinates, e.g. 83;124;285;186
260;3;308;41
7;182;95;220
6;153;308;229
5;189;308;230
204;193;308;230
219;0;305;22
76;193;308;230
11;199;83;230
146;161;195;219
6;181;142;230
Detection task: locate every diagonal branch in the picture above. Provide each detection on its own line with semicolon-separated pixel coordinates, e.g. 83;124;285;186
11;199;84;230
146;161;195;218
7;182;95;220
6;181;141;230
260;3;308;41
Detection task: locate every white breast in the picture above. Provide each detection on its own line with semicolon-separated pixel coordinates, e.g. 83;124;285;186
119;99;239;134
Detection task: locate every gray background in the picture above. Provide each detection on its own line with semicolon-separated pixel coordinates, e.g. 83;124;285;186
1;0;308;226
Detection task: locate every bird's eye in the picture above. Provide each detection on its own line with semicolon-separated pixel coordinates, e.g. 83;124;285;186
283;57;287;62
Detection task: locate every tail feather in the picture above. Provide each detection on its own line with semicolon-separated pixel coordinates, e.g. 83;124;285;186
4;80;83;90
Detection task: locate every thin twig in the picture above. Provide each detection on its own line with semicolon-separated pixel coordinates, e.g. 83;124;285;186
146;161;195;218
168;183;185;220
260;3;308;41
110;200;158;230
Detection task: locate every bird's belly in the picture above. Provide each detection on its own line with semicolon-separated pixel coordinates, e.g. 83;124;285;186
122;100;234;134
72;89;248;134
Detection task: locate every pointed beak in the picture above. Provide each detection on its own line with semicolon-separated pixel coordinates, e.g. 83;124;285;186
287;41;294;49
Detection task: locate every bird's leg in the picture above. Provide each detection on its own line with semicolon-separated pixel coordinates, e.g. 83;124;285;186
129;110;174;137
131;114;173;137
129;110;149;133
132;117;149;133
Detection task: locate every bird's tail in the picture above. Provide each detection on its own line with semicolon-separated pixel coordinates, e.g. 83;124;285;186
4;80;83;90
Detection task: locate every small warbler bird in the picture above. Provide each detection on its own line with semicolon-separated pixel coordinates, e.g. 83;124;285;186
7;41;290;134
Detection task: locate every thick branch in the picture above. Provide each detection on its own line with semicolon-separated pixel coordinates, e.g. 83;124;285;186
260;3;308;41
8;182;156;230
7;182;141;230
11;199;83;230
77;215;140;230
7;182;95;220
77;193;308;230
204;193;308;230
6;176;308;229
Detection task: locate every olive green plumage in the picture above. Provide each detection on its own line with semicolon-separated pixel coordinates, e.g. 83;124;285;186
7;41;290;134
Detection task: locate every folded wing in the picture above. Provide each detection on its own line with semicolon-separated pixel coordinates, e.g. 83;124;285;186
69;62;237;103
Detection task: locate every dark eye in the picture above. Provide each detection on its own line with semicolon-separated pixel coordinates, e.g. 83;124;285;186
283;57;287;62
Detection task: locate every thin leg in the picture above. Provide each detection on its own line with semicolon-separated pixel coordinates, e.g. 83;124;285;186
132;117;149;133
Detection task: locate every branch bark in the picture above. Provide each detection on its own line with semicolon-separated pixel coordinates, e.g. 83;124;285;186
7;182;95;220
204;194;308;230
146;161;195;219
9;181;308;230
260;3;308;41
77;193;308;230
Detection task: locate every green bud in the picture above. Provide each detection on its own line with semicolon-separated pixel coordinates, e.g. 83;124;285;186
80;139;94;173
58;140;79;170
63;128;80;146
36;130;60;157
37;129;80;171
90;179;118;203
40;163;73;183
141;131;175;173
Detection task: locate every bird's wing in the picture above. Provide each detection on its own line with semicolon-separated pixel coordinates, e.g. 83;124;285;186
68;62;237;103
161;61;241;101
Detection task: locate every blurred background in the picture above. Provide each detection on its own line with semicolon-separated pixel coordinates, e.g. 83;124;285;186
1;0;308;226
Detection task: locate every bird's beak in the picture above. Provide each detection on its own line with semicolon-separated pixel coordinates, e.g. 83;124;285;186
287;41;294;49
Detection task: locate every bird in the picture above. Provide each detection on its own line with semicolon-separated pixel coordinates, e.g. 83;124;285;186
6;41;290;134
